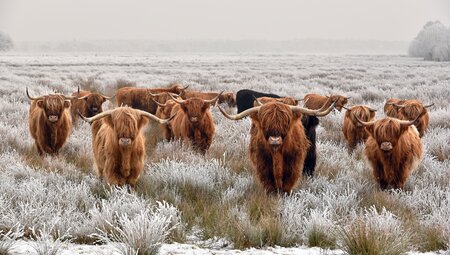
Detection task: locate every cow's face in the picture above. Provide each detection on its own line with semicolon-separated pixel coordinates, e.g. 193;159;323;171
180;98;209;124
105;108;147;146
37;95;70;123
348;106;376;127
255;102;296;150
84;93;106;116
331;95;348;111
366;118;407;153
219;93;236;107
397;101;425;121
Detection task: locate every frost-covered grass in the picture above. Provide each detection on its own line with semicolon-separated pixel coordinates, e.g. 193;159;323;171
0;53;449;253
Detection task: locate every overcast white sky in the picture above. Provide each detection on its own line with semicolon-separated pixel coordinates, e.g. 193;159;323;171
0;0;449;42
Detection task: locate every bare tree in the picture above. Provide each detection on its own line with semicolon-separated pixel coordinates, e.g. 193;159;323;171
0;32;13;51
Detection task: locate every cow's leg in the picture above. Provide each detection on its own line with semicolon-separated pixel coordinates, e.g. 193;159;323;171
272;151;283;191
373;162;388;190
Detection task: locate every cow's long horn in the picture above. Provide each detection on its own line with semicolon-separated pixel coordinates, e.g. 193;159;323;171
26;87;43;100
148;91;164;97
218;105;260;120
352;113;377;126
204;91;224;104
345;96;351;100
168;92;185;104
393;103;405;108
253;96;263;106
137;110;175;124
78;109;112;123
343;106;351;111
102;94;115;100
152;98;167;107
181;85;189;90
290;100;337;116
78;95;89;100
424;103;434;108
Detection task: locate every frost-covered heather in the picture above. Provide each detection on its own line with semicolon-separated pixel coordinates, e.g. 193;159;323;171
0;53;449;253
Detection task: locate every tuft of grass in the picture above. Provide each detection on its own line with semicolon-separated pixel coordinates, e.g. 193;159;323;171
307;226;336;249
412;225;448;252
337;219;409;255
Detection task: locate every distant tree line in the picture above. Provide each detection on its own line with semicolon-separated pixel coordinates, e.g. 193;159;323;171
0;32;13;51
409;21;450;61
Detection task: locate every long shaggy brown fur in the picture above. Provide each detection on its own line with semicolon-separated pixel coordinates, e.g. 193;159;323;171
383;98;405;118
304;93;348;111
364;118;423;189
396;100;430;137
182;90;236;107
115;83;185;114
29;95;72;155
70;90;107;125
342;105;376;149
91;106;149;186
155;99;177;141
170;98;215;153
249;102;310;193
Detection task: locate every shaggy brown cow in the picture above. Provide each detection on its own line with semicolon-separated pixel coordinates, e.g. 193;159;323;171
342;105;377;149
218;100;336;193
153;98;177;141
354;112;425;190
115;83;188;114
383;98;405;118
78;106;173;186
168;93;222;153
394;100;433;137
70;90;114;125
181;90;236;107
304;93;349;111
27;88;75;155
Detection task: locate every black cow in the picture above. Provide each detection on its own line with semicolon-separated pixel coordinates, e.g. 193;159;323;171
235;89;319;177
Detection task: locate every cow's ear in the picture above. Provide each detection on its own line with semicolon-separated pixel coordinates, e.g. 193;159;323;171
202;102;211;111
37;100;44;108
64;100;71;108
103;115;114;128
180;103;188;113
292;111;302;120
138;115;149;130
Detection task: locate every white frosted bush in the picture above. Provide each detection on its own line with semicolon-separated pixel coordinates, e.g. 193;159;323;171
409;21;450;61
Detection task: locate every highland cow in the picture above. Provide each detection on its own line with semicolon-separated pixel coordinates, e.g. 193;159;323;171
304;93;349;111
115;83;188;114
218;100;336;193
70;90;114;125
342;105;377;149
168;92;222;153
153;98;177;141
395;100;433;137
354;111;425;189
383;98;405;118
78;106;173;186
27;88;75;155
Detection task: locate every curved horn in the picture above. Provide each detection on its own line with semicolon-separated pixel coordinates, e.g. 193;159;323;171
253;96;263;106
345;96;351;100
102;94;115;100
204;91;224;104
218;105;260;120
148;91;164;97
26;87;43;100
393;103;405;108
168;92;185;104
424;103;434;108
290;99;337;117
181;84;189;90
78;95;89;100
343;106;351;111
352;113;377;126
78;109;113;123
152;98;167;107
136;109;175;124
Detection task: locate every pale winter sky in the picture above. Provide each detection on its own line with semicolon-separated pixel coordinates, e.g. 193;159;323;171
0;0;449;42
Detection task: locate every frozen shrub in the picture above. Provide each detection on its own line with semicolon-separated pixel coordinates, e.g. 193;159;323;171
29;224;68;255
0;226;23;255
409;21;450;61
97;207;178;255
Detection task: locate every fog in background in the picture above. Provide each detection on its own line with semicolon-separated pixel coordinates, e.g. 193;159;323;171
1;0;449;52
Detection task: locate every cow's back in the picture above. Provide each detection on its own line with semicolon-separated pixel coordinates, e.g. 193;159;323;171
236;89;281;113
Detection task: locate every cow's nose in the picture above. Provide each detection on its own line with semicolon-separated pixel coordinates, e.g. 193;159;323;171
190;117;198;123
48;115;58;122
119;138;131;145
268;136;282;146
380;142;393;151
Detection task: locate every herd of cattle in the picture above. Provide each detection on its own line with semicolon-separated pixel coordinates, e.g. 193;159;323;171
25;83;434;193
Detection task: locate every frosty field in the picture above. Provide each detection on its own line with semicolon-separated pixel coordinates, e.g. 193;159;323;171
0;53;449;255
